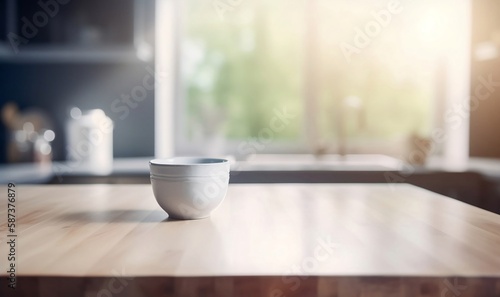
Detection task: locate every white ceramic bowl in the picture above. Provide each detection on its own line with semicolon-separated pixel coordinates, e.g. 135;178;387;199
150;157;230;219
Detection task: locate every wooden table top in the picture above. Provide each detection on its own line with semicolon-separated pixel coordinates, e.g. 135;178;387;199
1;184;500;296
1;183;499;277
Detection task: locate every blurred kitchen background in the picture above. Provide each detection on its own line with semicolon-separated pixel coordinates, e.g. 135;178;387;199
1;0;500;212
0;0;155;163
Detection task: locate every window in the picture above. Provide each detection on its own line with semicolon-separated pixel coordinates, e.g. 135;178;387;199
158;0;470;159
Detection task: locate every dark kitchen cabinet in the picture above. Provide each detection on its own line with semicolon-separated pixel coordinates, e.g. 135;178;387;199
0;0;153;62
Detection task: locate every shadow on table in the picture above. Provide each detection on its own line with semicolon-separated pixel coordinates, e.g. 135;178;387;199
58;209;174;223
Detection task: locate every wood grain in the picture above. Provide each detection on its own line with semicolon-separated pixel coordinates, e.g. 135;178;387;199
1;184;500;296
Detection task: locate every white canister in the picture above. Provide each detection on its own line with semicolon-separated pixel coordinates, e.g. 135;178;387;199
66;108;114;174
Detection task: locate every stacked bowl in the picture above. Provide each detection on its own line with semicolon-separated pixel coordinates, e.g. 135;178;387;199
149;157;230;220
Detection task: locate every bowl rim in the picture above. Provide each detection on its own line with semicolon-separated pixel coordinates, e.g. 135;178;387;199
150;157;229;166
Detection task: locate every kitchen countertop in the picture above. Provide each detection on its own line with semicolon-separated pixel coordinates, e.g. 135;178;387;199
1;183;499;296
0;155;402;184
1;155;500;184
